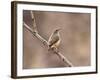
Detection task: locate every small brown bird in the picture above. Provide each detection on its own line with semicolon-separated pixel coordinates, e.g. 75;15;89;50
48;28;61;50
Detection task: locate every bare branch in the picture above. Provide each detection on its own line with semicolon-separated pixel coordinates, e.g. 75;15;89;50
23;11;73;67
54;50;73;67
30;11;37;32
24;22;48;45
24;22;33;33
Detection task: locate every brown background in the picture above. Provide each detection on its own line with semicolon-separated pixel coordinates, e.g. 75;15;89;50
23;10;91;69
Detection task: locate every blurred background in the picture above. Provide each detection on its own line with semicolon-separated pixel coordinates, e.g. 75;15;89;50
23;10;91;69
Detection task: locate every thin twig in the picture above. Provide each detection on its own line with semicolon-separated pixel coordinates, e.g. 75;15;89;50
30;11;37;32
54;50;73;67
23;11;73;67
24;22;48;45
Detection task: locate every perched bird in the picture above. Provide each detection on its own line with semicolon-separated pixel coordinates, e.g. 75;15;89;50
48;28;61;50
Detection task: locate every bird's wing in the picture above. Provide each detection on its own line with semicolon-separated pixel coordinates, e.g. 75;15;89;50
48;35;59;47
48;32;54;42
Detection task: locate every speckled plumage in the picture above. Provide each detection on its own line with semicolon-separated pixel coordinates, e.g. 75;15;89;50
48;29;61;49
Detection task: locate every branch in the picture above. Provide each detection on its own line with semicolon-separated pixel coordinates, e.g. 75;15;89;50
30;11;37;32
23;11;73;67
54;50;73;67
24;22;48;45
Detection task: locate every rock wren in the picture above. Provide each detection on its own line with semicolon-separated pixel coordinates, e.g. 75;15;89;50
48;28;61;50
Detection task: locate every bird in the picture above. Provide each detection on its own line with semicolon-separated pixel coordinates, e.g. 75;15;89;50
48;28;61;51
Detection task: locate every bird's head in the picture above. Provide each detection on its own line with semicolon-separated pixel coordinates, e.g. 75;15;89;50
54;28;61;33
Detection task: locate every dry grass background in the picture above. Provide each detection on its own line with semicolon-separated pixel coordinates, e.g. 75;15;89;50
23;10;91;69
